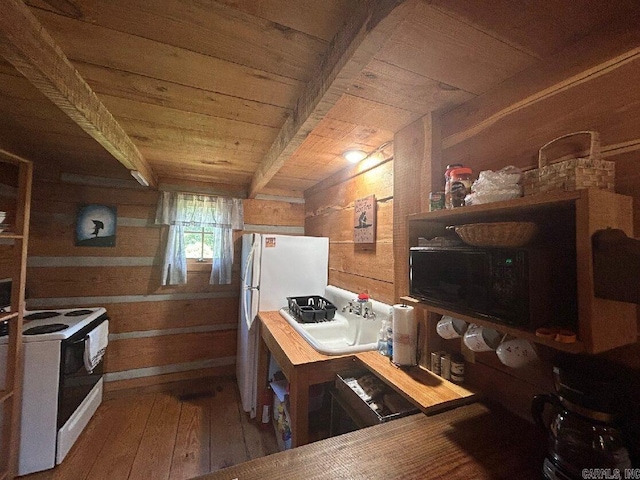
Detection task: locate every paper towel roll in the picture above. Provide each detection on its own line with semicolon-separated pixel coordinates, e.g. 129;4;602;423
392;304;417;366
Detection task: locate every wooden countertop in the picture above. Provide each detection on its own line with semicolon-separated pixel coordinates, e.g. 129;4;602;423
194;402;546;480
259;311;477;414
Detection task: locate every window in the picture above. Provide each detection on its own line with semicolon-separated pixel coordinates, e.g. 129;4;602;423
155;191;243;286
184;224;215;261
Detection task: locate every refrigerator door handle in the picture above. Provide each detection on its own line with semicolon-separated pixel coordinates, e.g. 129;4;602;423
243;239;259;329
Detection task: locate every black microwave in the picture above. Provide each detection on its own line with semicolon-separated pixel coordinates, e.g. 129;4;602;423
410;246;555;328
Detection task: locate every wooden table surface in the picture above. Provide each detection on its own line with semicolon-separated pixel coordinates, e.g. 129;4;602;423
257;311;477;447
194;402;546;480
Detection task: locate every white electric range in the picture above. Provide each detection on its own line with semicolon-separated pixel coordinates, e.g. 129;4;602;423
0;306;109;475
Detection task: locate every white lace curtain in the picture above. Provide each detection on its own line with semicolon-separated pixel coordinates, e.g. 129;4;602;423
155;191;244;285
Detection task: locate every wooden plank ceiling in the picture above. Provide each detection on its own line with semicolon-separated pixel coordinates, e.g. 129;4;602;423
0;0;637;197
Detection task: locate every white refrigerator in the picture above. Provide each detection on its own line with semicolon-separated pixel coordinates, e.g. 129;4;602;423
236;234;329;418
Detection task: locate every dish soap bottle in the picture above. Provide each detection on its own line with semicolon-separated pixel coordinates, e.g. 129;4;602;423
377;316;389;356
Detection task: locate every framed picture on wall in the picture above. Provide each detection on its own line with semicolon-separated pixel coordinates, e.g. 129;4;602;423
354;195;376;244
75;204;117;247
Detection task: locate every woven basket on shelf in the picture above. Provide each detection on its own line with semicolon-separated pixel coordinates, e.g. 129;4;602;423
522;131;614;196
454;222;538;248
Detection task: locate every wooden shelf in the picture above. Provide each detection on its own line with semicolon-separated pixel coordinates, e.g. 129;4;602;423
0;389;14;403
0;151;32;480
401;296;585;354
0;312;18;323
406;188;636;354
407;189;581;224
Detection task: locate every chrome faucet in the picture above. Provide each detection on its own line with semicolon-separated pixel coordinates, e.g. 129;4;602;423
362;302;376;320
342;296;376;320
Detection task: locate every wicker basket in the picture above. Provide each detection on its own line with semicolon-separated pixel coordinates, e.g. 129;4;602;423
522;131;614;196
454;222;538;248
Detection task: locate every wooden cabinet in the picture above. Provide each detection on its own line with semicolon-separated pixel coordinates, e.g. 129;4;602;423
0;149;32;480
404;188;636;355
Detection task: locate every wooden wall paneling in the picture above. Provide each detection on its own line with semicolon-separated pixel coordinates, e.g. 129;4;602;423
107;298;239;334
31;181;159;206
26;177;305;391
26;265;240;298
104;330;237;373
243;199;304;227
464;360;551;421
0;245;17;277
575;191;636;353
328;270;393;305
30;196;154;220
28;225;162;258
429;0;640;60
306;200;393;242
614;150;640;234
440;20;640;142
305;154;394;304
158;178;248;199
427;19;640;420
441;58;640;173
329;242;393;284
393;113;440;302
305;160;394;216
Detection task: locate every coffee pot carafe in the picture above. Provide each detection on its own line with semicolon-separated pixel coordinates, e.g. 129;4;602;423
532;355;632;479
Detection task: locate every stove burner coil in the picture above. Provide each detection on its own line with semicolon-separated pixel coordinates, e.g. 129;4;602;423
24;311;60;320
23;323;69;335
64;309;94;317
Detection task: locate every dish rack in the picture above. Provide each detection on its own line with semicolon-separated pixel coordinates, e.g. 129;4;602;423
287;295;337;323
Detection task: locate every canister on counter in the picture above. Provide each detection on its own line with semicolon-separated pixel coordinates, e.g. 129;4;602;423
444;163;464;209
430;351;442;375
440;352;451;380
450;354;465;384
429;191;445;211
449;167;473;207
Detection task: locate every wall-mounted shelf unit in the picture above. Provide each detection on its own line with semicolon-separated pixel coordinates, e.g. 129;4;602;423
406;188;636;355
0;149;32;480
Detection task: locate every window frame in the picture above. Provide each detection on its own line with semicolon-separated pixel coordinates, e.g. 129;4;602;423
183;224;215;264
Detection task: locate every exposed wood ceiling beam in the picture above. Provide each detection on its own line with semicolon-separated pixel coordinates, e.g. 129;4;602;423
0;0;157;187
248;0;412;198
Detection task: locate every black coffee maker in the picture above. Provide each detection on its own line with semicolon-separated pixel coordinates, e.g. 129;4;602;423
532;354;633;479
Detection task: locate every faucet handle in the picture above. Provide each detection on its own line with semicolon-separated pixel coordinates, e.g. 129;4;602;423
363;302;376;319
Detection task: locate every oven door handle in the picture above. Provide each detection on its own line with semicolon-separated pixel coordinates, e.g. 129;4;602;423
68;335;88;346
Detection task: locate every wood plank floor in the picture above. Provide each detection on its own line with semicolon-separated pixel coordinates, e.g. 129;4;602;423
21;377;279;480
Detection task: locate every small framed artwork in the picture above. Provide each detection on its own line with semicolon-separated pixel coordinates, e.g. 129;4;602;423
354;195;376;244
75;204;117;247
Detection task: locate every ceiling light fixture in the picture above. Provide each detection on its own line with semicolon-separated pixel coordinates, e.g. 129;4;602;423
342;149;367;164
130;170;149;187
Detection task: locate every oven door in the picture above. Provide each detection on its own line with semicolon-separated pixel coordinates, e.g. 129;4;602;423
57;315;107;429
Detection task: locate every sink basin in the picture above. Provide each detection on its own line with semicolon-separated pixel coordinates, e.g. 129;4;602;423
279;308;382;355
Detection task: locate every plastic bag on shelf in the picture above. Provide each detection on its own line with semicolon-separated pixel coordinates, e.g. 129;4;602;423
465;166;523;205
